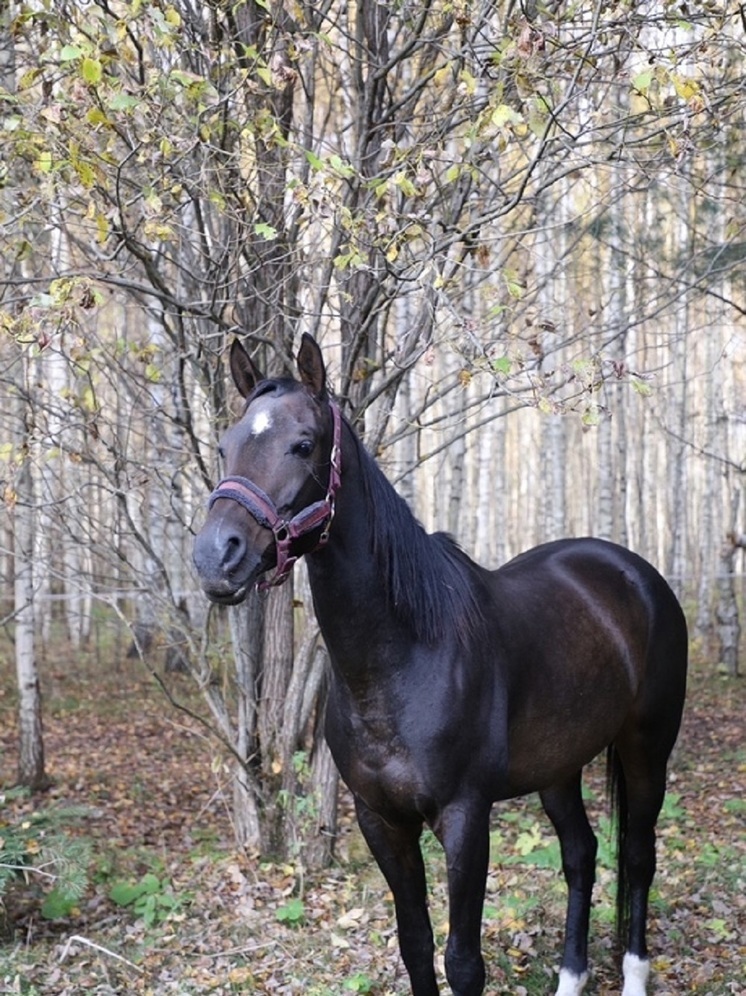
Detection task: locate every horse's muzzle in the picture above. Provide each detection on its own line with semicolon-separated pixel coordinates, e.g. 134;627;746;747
192;511;272;602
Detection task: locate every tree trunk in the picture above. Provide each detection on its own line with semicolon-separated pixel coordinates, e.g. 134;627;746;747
14;449;47;790
666;173;690;596
229;598;264;851
715;493;742;677
259;580;296;855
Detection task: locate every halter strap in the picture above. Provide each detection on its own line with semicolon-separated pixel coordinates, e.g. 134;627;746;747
207;401;342;590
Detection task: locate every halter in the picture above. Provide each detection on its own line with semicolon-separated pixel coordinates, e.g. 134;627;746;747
207;401;342;591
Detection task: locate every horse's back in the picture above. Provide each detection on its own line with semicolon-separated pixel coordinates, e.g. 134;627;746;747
493;536;686;650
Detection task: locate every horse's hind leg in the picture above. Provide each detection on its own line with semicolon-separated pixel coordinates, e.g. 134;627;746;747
611;739;670;996
540;774;597;996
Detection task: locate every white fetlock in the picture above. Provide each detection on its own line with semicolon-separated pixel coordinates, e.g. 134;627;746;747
555;967;589;996
622;952;650;996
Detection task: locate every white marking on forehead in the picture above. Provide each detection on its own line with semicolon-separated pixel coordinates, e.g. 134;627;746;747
250;410;272;436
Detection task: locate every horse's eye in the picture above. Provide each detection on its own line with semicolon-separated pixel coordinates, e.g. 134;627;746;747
293;440;314;459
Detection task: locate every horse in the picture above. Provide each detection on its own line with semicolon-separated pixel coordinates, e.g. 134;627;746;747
193;334;688;996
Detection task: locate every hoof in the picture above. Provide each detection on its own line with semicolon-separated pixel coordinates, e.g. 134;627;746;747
555;968;589;996
621;953;650;996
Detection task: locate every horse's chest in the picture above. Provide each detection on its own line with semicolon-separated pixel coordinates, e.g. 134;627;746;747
327;707;434;818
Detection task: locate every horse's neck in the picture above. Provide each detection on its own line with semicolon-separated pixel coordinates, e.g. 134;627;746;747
306;431;408;672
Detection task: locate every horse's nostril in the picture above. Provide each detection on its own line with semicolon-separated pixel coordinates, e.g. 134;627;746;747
222;533;246;572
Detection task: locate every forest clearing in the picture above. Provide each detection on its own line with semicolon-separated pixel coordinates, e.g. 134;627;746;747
1;642;744;996
3;2;746;993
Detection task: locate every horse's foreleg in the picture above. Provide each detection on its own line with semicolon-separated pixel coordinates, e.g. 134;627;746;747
354;799;438;996
436;800;491;996
540;777;597;996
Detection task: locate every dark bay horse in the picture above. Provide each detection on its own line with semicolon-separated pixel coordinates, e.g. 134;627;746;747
193;334;688;996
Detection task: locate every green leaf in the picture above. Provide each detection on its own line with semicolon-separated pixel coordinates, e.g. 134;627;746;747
139;873;162;895
492;355;511;376
276;898;305;925
304;149;324;171
514;823;543;856
256;65;272;87
328;154;355;178
393;171;418;197
344;973;375;993
60;44;84;61
723;798;746;815
254;222;278;240
520;838;562;870
632;70;653;95
81;57;102;85
110;881;143;907
107;92;139;112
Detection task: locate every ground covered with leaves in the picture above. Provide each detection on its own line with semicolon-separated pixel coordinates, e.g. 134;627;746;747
1;652;744;995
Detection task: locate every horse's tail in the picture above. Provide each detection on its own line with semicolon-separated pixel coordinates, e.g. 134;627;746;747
606;744;629;951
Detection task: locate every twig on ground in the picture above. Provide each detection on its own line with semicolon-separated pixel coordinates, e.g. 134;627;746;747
58;934;145;973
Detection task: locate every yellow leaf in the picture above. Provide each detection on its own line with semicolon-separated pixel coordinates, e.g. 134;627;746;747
458;69;477;95
433;64;451;87
96;212;109;244
227;968;254;984
35;150;53;175
81;386;97;412
672;74;699;100
75;158;95;188
491;103;522;128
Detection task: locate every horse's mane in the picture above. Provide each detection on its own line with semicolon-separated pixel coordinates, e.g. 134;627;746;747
349;426;484;648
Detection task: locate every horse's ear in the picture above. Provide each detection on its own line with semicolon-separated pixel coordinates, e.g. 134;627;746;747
229;338;265;398
297;333;327;400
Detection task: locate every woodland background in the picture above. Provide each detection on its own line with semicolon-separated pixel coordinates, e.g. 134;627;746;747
1;0;746;947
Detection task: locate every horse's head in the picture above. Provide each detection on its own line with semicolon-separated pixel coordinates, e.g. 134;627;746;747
193;334;340;603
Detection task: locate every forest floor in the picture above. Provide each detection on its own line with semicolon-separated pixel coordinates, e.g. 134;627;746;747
0;643;744;996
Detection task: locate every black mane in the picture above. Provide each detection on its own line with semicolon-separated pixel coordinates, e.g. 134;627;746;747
349;427;484;648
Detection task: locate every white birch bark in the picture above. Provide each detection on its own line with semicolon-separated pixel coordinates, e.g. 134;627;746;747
4;20;45;788
666;181;689;595
13;381;47;789
535;178;568;541
716;493;741;676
